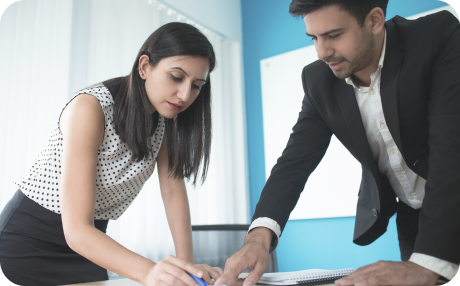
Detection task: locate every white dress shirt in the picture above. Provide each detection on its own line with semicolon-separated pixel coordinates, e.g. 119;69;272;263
249;30;458;280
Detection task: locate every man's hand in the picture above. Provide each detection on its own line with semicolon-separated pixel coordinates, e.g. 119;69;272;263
215;227;273;286
335;261;440;286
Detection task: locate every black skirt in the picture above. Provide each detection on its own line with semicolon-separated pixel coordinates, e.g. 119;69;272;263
0;190;109;286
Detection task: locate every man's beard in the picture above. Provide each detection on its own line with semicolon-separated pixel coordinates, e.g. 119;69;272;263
324;29;376;79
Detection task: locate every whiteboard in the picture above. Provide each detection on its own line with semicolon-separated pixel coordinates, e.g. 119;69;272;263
260;5;459;220
260;45;360;220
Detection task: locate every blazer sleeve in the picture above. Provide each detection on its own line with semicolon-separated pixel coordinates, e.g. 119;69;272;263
414;12;460;264
252;66;333;234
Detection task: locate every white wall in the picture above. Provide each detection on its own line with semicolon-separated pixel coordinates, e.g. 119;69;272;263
0;1;248;282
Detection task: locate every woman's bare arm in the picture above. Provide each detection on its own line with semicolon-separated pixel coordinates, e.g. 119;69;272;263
156;133;194;264
59;94;156;283
59;94;209;286
157;133;223;284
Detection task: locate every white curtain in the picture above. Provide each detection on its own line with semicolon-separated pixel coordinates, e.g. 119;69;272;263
0;0;248;276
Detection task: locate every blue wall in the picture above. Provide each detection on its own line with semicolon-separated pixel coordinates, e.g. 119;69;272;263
241;0;449;271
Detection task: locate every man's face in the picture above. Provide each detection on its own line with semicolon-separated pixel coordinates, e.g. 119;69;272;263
303;4;375;79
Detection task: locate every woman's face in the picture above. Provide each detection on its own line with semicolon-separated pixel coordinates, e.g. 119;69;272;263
139;55;210;118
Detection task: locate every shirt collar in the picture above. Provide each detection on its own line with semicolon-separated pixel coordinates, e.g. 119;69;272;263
345;29;387;89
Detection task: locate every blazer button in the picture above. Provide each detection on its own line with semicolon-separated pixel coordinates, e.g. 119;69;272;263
372;209;378;216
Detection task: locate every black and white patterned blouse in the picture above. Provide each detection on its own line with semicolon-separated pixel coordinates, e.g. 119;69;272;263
15;79;165;220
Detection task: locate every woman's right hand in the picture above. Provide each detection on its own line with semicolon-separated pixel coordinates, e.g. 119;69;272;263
143;256;208;286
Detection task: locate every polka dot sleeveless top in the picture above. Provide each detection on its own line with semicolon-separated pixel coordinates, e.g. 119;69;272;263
15;81;165;220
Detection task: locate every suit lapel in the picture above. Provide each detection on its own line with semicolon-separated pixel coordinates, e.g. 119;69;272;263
380;22;405;157
334;80;379;176
333;21;405;179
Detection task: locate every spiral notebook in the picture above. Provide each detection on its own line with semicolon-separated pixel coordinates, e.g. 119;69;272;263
245;268;355;286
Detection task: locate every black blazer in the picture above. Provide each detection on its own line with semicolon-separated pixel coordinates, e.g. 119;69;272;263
253;11;460;264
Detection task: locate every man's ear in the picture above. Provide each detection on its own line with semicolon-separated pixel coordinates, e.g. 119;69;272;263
366;7;385;35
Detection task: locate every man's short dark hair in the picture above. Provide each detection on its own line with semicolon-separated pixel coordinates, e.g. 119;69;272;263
289;0;389;26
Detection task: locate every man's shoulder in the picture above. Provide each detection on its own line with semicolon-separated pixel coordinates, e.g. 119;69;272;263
302;59;337;87
385;10;459;61
388;10;458;41
303;59;326;73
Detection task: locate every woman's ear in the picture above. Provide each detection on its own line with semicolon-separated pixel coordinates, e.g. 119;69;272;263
138;55;150;80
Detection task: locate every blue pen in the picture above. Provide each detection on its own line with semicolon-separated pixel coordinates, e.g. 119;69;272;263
188;272;207;286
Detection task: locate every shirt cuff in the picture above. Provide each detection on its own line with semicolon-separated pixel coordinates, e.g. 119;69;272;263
409;253;459;280
248;217;281;254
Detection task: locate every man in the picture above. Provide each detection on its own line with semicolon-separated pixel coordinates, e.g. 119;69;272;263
216;0;460;285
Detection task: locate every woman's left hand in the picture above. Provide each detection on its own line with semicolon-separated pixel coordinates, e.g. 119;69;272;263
194;264;223;285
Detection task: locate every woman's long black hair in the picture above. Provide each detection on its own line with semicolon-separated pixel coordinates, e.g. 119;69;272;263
113;22;216;185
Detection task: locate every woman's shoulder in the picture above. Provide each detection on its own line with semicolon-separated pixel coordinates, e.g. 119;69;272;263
59;93;105;140
70;83;111;108
101;76;129;102
69;76;127;112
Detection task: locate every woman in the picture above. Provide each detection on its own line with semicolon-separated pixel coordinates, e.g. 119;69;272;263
0;22;221;286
